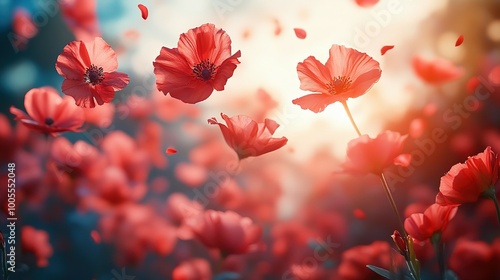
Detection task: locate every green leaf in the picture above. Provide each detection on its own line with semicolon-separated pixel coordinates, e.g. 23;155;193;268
366;265;414;280
366;265;392;279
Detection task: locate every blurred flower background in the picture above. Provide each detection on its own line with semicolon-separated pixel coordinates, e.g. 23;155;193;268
1;0;500;279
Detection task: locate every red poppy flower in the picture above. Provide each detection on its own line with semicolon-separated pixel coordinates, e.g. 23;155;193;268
208;113;288;160
338;241;402;280
404;204;458;242
412;55;464;84
56;37;129;108
437;146;499;205
187;210;262;255
21;226;53;267
10;87;84;135
60;0;100;41
12;8;38;39
449;239;497;280
340;130;411;175
292;44;381;113
153;23;241;104
173;258;212;280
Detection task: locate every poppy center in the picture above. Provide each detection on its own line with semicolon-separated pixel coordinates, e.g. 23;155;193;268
193;60;217;81
45;117;54;126
326;76;352;95
84;64;104;86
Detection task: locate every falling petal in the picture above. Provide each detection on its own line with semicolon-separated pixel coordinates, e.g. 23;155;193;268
409;118;426;139
166;147;177;155
353;208;366;219
455;35;464;47
138;4;148;20
294;28;307;39
90;230;101;244
273;18;282;36
380;45;394;55
466;76;480;94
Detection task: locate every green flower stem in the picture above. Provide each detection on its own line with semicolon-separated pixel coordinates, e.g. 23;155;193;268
431;233;444;280
493;196;500;225
484;187;500;225
380;173;408;238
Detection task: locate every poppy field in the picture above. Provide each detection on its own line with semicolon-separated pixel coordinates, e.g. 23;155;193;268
1;0;500;279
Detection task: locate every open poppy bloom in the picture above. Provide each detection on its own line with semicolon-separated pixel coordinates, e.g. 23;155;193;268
55;37;129;108
412;55;464;84
10;87;84;135
404;204;457;242
208;113;288;160
340;130;411;175
153;23;241;104
293;44;381;113
187;210;262;255
437;146;499;206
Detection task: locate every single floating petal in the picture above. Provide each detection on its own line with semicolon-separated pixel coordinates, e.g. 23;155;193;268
353;208;366;220
455;35;464;47
90;230;101;244
166;147;177;155
380;45;394;55
138;4;148;20
294;28;307;39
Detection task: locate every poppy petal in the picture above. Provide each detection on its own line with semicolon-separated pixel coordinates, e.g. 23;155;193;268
297;56;330;93
138;4;148;20
294;28;307;39
292;93;341;113
380;45;394;55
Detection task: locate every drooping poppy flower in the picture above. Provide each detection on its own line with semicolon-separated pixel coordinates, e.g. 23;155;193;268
153;23;241;104
208;113;288;160
340;130;411;175
292;44;381;113
21;226;53;267
412;55;464;84
60;0;100;42
55;37;129;108
187;210;262;255
436;146;500;206
404;203;458;242
10;87;84;135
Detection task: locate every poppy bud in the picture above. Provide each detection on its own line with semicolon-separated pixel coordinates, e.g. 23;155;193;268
391;230;406;255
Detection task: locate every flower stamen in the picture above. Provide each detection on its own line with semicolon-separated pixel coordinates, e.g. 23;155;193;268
193;59;217;81
84;64;104;86
326;76;352;95
45;117;54;126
